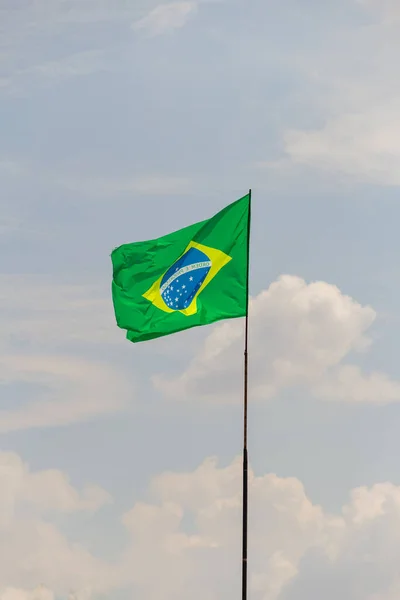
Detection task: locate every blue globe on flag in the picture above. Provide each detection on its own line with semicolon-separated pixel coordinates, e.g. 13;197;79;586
160;247;212;311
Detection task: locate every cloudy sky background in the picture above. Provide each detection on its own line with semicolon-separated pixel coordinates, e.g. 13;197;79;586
2;0;400;598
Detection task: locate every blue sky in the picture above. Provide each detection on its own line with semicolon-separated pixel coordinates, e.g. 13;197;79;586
2;1;400;599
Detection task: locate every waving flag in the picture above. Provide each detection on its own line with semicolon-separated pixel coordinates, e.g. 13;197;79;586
111;193;250;343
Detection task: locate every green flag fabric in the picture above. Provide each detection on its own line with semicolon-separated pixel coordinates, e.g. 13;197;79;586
111;194;250;343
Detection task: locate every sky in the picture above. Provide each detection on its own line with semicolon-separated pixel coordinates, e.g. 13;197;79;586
2;0;400;598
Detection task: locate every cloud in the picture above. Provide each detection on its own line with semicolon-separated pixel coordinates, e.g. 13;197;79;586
154;275;400;404
0;588;94;600
0;587;54;600
0;451;110;523
0;2;150;94
0;452;113;598
277;0;400;186
118;455;400;600
283;106;400;186
0;276;136;432
0;354;131;432
0;276;118;350
4;452;400;599
120;456;328;600
132;2;198;36
0;271;397;430
313;365;400;403
279;478;400;599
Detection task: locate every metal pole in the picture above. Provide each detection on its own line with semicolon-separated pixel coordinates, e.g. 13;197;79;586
242;189;251;600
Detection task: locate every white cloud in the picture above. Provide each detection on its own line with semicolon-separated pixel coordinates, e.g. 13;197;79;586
283;106;400;186
0;354;131;432
118;456;336;600
314;365;400;403
154;275;400;404
0;2;153;94
0;452;113;598
117;455;400;600
278;1;400;186
3;452;400;599
0;276;119;350
369;584;400;600
0;451;110;524
0;587;54;600
133;2;198;36
0;276;135;431
0;272;396;432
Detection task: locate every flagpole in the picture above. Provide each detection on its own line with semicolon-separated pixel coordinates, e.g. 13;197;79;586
242;188;251;600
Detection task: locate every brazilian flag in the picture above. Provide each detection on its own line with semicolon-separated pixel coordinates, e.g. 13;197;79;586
111;193;250;343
